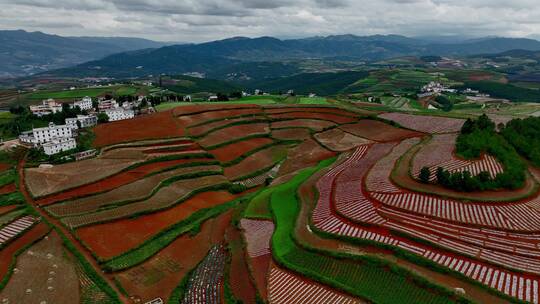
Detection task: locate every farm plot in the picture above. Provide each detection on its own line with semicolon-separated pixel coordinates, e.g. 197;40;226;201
271;128;311;141
113;211;233;303
178;108;263;127
181;245;227;304
36;158;213;206
0;205;19;217
76;191;237;259
378;112;465;134
278;139;336;177
25;157;139;198
47;164;222;218
224;145;288;181
172;104;259;116
268;263;364;304
0;209;26;227
188;115;267;137
240;219;274;299
93;110;185;147
315;128;373;152
411;134;504;181
61;174;229;228
0;232;80;304
263;106;359;117
209;137;274;163
339;120;423;142
226;226;257;303
268;112;356;124
0;184;16;195
0;216;38;246
198;123;270;148
313;140;540;302
234;163;281;188
0;223;49;283
270;119;336;132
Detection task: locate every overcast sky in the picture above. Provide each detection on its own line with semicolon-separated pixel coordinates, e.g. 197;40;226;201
1;0;540;42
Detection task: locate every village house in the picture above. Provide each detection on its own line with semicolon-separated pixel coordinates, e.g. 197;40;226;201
29;99;63;117
65;114;98;129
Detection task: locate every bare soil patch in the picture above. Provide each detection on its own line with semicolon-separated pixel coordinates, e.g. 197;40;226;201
93;110;185;148
271;128;311;141
178;108;263;127
172;104;259;116
268;112;356;124
340;120;423;142
270;119;336;131
224;145;288;181
210;137;274;163
278;139;336;176
0;232;80;304
76;191;237;259
314;128;372;152
114;211;233;303
198;123;270;148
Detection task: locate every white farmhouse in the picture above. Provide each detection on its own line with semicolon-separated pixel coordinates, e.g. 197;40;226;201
29;99;63;117
19;122;73;145
42;137;76;155
71;96;93;111
65;115;98;129
104;108;135;122
98;98;119;111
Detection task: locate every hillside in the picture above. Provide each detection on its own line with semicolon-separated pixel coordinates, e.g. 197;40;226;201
0;30;168;78
41;35;540;80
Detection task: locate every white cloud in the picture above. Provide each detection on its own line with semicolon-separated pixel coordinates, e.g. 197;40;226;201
0;0;539;42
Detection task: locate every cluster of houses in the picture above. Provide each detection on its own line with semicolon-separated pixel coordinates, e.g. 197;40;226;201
20;95;141;156
418;81;457;98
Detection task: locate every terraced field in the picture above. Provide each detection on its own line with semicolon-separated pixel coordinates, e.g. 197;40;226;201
5;103;538;304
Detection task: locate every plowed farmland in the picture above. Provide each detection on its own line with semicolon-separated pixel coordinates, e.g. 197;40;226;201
13;103;534;304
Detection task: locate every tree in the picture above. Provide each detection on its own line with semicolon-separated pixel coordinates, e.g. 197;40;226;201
97;113;109;123
419;167;431;183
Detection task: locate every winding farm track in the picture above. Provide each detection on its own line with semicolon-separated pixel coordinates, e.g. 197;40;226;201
17;157;128;304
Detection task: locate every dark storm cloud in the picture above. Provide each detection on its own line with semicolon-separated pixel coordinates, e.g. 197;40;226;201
0;0;539;42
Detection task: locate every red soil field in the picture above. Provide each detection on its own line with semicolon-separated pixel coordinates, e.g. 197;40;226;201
0;183;16;195
340;120;423;142
188;116;267;137
93;111;185;147
268;112;357;124
226;227;257;303
36;158;212;206
210;137;274;163
172;104;259;116
279;139;336;176
76;191;237;259
0;205;18;216
0;163;12;172
271;128;311;141
263;106;359;117
224;145;287;181
0;222;49;281
198;123;270;148
114;211;233;303
270;119;336;131
178;108;263;127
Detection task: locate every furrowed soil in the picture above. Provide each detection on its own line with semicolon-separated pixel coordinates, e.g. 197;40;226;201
76;191;237;260
226;227;257;303
278;139;336;177
340;120;424;142
270;119;336;131
268;112;357;124
198;123;270;148
60;174;229;228
37;158;212;206
188;115;267;137
93;110;185;147
224;145;288;181
172;104;259;116
271;128;311;141
209;137;274;163
178;108;263;127
0;205;18;216
0;232;80;304
314;128;372;152
114;210;233;303
47;165;222;217
0;184;16;195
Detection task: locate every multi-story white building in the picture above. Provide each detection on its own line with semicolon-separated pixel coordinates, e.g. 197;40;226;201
65;114;98;129
29;99;63;117
19;122;73;145
98;98;118;111
71;96;93;111
104;108;135;122
42;137;76;155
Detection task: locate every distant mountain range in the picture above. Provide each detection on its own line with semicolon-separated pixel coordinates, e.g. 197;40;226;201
43;34;540;81
0;30;170;78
